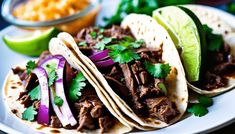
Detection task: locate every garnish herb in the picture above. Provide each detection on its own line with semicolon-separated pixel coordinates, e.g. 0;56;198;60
95;37;112;50
45;63;58;86
22;106;37;121
203;24;223;52
29;85;40;100
198;96;213;107
227;2;235;14
26;60;36;74
158;82;167;95
188;95;213;117
144;61;171;78
78;41;87;47
187;103;208;117
106;37;144;64
69;72;87;102
90;32;97;39
54;96;64;106
99;28;105;33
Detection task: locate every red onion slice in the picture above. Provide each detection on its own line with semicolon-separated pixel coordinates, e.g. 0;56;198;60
89;49;109;62
40;55;77;126
94;59;116;68
55;58;77;126
32;67;49;125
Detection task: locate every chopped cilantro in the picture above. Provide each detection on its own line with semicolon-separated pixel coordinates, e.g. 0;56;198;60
26;61;36;74
22;106;37;121
227;2;235;14
109;48;140;64
45;64;58;86
188;95;213;117
198;96;213;107
28;85;40;100
95;37;112;50
203;24;223;52
187;103;208;117
69;72;87;102
158;82;167;95
90;32;97;39
144;61;171;78
54;96;64;106
106;37;144;64
78;41;87;47
99;28;105;33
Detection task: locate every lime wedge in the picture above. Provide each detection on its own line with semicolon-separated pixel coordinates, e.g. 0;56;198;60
3;27;59;56
153;6;205;82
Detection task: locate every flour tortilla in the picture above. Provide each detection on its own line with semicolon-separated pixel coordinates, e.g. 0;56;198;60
54;14;188;128
184;5;235;96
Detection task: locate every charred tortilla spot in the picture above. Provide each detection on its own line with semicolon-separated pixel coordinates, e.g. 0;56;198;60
11;86;17;89
11;109;18;114
218;24;221;27
17;81;22;86
50;129;61;133
36;125;46;130
181;98;185;102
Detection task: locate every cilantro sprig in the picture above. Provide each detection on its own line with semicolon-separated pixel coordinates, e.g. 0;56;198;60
187;96;213;117
54;96;64;106
144;61;171;78
69;72;87;102
95;37;112;50
45;63;58;86
78;41;87;47
203;24;223;52
26;61;36;74
29;85;40;100
22;106;37;121
106;37;144;64
90;32;97;39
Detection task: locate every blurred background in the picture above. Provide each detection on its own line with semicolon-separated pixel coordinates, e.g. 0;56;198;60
1;0;235;30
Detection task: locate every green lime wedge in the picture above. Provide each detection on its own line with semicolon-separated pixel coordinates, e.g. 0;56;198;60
153;6;206;82
3;27;59;56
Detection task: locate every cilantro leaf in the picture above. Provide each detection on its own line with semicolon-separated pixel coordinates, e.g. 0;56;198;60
130;39;145;48
95;37;112;50
22;106;37;121
187;103;208;117
28;85;40;100
45;64;58;86
69;72;87;102
203;24;223;52
144;61;171;78
78;41;87;47
109;49;140;64
54;96;64;106
26;61;36;74
158;82;167;95
198;96;213;107
90;32;97;39
99;28;105;33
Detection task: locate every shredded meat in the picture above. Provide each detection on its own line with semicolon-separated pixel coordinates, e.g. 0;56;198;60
98;116;113;133
146;97;178;123
51;116;63;128
74;87;113;133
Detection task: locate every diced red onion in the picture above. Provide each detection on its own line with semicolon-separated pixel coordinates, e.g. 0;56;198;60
94;59;115;68
89;49;109;62
32;67;49;125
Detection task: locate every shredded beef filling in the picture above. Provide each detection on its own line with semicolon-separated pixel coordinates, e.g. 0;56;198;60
74;87;114;132
13;53;114;133
76;26;179;123
193;43;235;90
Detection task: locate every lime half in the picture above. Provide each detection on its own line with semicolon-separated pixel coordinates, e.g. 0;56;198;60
3;27;59;56
153;6;203;82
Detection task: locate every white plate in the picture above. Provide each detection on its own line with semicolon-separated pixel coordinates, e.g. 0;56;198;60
1;2;235;134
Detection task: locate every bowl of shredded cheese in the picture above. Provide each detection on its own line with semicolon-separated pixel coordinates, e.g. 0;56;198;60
1;0;101;35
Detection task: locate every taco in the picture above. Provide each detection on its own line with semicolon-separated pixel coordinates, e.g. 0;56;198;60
3;51;132;133
154;5;235;96
48;14;188;128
